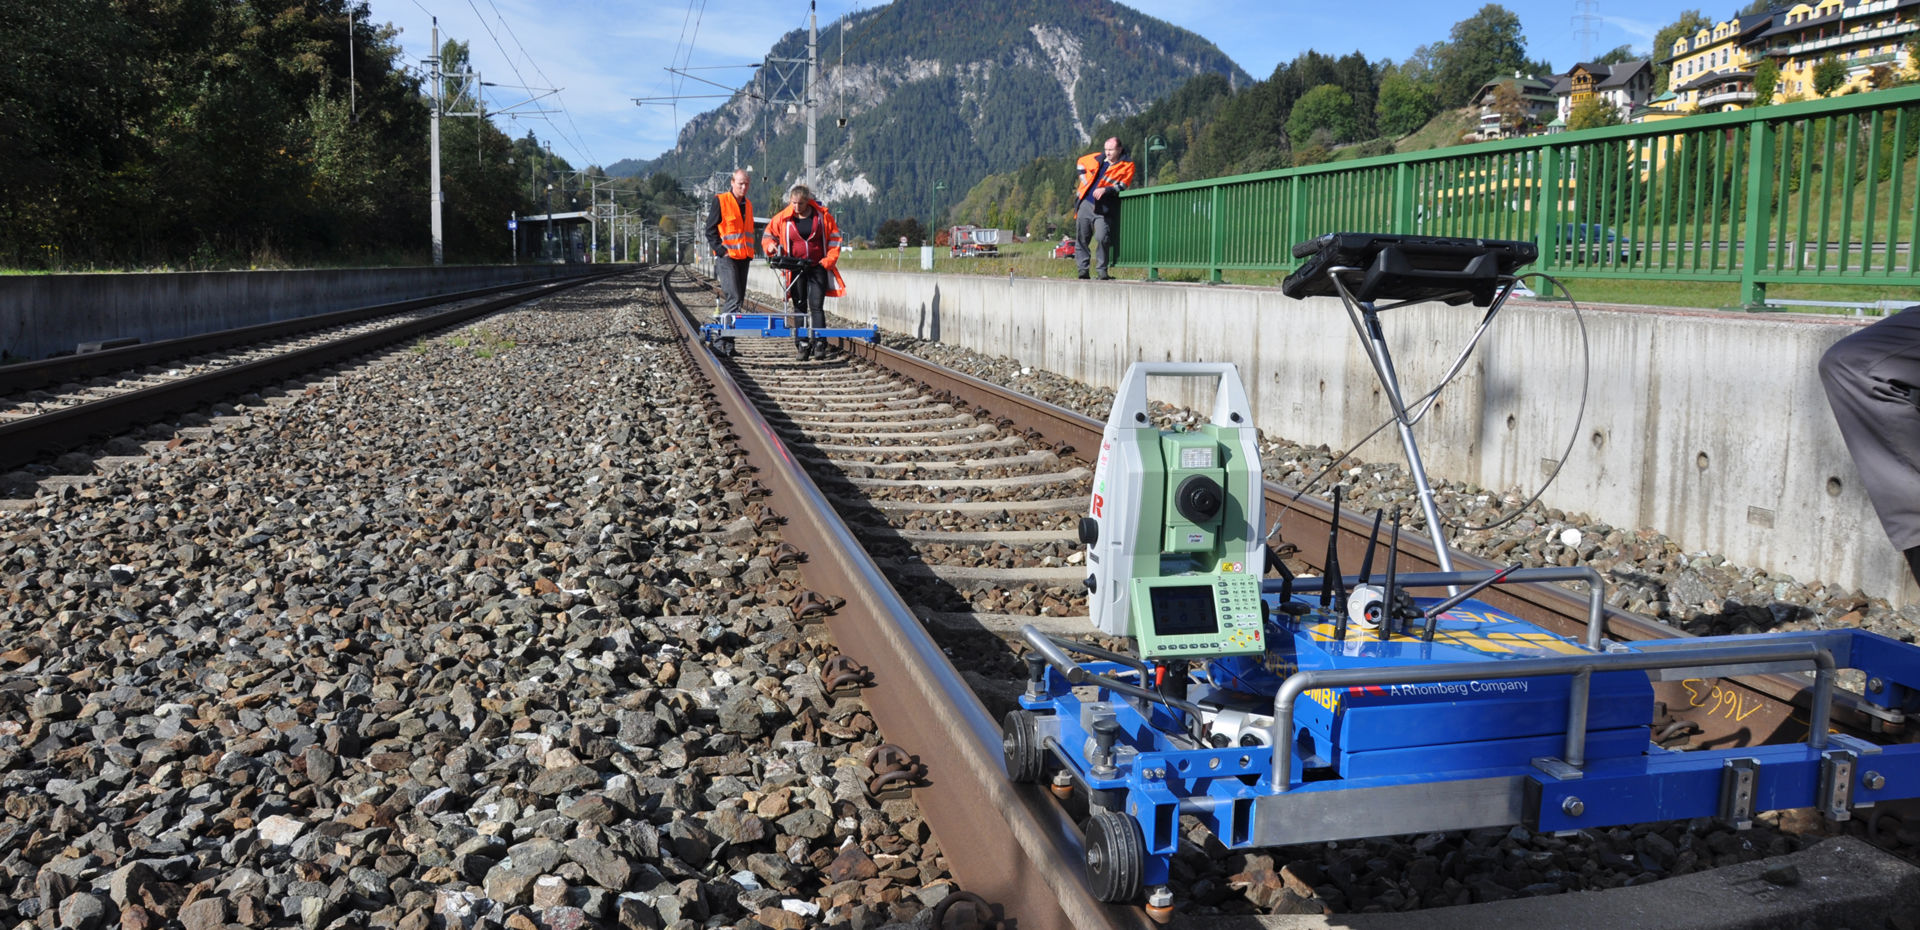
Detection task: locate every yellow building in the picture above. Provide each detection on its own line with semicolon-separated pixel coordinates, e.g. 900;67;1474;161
1662;12;1774;112
1659;1;1920;114
1755;0;1920;99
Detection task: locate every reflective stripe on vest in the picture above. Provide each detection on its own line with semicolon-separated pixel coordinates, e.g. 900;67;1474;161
718;193;754;259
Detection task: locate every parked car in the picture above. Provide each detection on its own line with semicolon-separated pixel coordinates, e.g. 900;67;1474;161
1557;223;1640;264
1053;236;1076;259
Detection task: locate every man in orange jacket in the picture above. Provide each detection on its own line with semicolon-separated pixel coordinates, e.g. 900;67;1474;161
762;184;846;360
703;169;755;317
1074;137;1135;280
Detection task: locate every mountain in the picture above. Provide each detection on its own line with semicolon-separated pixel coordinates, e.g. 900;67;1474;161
614;0;1250;238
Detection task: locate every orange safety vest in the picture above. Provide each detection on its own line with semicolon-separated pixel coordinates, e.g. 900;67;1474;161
762;202;847;297
716;192;755;259
1074;152;1136;204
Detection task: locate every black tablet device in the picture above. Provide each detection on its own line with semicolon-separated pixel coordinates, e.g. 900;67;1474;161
1282;233;1536;307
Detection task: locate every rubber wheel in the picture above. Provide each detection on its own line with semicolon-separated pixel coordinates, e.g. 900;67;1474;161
1001;710;1047;784
1084;809;1145;904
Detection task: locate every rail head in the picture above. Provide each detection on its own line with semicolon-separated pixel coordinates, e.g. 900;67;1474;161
657;270;1152;930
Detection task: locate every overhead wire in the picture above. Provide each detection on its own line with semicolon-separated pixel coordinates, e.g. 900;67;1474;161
466;0;599;166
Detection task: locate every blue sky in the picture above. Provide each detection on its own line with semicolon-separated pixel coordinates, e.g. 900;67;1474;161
366;0;1692;169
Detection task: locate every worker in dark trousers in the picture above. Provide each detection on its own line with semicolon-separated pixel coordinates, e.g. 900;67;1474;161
704;169;754;318
762;184;846;360
1073;137;1135;280
1820;305;1920;586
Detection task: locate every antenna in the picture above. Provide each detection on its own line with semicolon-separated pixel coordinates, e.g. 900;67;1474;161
1573;0;1601;62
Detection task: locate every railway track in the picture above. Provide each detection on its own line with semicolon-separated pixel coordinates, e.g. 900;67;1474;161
0;271;624;472
659;268;1918;925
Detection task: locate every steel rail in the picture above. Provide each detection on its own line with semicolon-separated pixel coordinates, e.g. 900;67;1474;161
657;271;1151;930
827;333;1895;747
0;272;626;471
0;270;619;395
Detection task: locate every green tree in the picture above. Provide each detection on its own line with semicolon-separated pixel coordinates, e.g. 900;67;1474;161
1375;70;1437;137
1752;59;1781;105
1286;85;1360;146
1813;54;1848;96
1487;82;1531;135
1567;96;1622;131
1595;44;1638;65
1432;5;1530;108
1650;10;1712;96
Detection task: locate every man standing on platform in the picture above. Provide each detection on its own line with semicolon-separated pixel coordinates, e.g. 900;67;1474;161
1821;306;1920;587
1073;137;1134;280
704;169;755;317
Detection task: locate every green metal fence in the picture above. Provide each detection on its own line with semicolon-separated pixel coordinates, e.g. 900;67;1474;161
1118;84;1920;306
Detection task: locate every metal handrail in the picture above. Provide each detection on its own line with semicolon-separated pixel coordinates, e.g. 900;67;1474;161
1119;84;1920;305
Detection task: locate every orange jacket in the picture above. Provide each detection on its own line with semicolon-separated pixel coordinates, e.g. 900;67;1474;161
714;192;755;259
763;201;847;297
1075;152;1136;206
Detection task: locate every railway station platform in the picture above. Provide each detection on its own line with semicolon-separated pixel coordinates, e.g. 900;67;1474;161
751;265;1917;609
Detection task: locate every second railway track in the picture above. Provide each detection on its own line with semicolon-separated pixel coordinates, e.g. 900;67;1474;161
0;271;623;473
660;268;1920;926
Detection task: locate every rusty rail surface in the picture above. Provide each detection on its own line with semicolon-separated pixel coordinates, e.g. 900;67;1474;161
657;271;1153;930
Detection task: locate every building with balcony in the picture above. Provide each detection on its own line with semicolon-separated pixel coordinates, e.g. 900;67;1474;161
1552;60;1656;125
1656;1;1919;114
1753;0;1920;99
1662;10;1777;113
1469;73;1557;139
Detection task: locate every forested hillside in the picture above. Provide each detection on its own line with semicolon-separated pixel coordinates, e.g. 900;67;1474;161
948;4;1552;239
626;0;1251;239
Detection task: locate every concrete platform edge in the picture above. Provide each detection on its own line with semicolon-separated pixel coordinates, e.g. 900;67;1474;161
1182;835;1918;930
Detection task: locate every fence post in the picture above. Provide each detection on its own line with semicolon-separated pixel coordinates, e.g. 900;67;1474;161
1393;162;1415;234
1147;193;1160;282
1534;146;1560;298
1287;176;1306;264
1209;185;1225;284
1740;119;1775;310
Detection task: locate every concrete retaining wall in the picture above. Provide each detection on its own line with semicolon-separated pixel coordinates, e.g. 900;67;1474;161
1;264;606;362
749;265;1913;605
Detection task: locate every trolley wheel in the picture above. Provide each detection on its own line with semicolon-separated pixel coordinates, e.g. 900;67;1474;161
718;337;736;358
1084;809;1145;904
1001;710;1047;784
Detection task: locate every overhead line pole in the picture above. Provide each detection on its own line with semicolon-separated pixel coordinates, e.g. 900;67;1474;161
806;2;818;190
430;19;443;266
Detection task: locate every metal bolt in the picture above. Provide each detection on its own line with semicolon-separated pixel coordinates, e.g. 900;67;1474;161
1868;677;1885;693
1864;771;1886;791
1147;887;1174;907
1562;796;1585;817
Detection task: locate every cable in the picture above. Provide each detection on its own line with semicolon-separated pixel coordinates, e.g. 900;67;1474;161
1446;272;1590;533
1263;272;1590;540
476;0;605;167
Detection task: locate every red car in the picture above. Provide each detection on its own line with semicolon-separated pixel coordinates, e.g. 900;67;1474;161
1052;236;1075;259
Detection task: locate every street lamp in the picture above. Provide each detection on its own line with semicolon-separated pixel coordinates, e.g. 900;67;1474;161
1142;134;1168;188
932;180;946;240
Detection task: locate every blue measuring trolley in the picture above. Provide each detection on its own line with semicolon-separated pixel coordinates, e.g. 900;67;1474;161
1003;234;1920;919
701;256;876;359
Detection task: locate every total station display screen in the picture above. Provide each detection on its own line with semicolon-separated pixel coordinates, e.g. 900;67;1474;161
1149;584;1219;637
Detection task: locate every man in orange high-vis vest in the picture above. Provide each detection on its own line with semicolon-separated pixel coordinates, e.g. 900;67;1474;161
703;169;755;316
1073;137;1135;280
762;184;846;361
